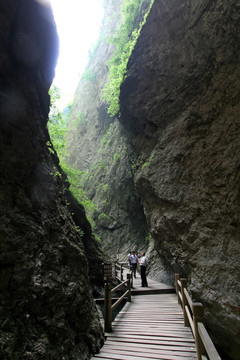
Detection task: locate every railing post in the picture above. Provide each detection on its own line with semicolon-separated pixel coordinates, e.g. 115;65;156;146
127;273;131;302
120;263;123;281
181;278;190;327
193;302;205;360
175;274;181;304
104;282;112;332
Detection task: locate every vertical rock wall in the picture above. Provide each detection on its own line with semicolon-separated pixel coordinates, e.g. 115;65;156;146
0;1;104;359
66;0;151;261
120;0;240;358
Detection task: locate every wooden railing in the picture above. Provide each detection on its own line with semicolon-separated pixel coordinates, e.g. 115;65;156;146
175;274;222;360
114;261;124;281
114;261;130;280
104;264;132;332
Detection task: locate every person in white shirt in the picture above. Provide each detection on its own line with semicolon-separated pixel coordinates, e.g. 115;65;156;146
130;251;138;278
127;251;132;267
139;252;148;287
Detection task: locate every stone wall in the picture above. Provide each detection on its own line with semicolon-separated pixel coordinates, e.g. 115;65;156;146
0;1;104;358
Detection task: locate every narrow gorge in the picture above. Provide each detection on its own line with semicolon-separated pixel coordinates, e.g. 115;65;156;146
0;0;239;359
67;0;240;358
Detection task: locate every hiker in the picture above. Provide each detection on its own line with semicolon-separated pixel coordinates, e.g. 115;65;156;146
127;251;132;267
139;252;148;287
130;250;138;278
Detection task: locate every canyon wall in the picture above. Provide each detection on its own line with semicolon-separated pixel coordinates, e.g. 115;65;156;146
66;0;154;264
0;1;104;359
120;0;240;358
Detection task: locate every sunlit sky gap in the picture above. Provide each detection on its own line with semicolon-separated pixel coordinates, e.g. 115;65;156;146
50;0;104;107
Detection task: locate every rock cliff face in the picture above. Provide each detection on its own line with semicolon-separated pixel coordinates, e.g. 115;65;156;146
0;1;104;359
120;0;240;358
66;0;152;261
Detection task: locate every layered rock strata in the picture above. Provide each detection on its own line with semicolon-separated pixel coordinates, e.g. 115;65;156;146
0;1;104;358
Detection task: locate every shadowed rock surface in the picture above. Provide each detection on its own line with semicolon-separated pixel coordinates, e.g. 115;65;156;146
0;1;104;359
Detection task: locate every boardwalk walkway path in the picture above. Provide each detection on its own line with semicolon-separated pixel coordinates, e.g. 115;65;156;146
91;273;197;360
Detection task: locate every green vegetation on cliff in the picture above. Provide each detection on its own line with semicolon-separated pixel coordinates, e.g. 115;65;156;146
48;86;68;158
102;0;154;117
48;86;98;231
47;1;154;240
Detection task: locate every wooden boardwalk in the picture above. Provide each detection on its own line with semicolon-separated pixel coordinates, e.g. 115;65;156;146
91;275;197;360
130;272;175;295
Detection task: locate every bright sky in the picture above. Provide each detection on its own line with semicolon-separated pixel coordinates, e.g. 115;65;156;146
50;0;104;108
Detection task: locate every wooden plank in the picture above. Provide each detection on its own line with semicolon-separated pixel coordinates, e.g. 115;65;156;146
117;312;183;316
103;343;197;358
113;318;185;325
112;322;191;328
104;341;196;355
119;310;182;313
111;328;193;336
105;339;196;352
93;352;196;360
112;322;192;330
98;348;196;360
93;349;196;360
112;322;192;328
109;330;195;341
112;323;193;332
116;312;184;316
119;310;182;312
92;353;157;360
106;336;195;347
112;325;190;330
104;340;196;355
111;330;194;339
111;329;194;337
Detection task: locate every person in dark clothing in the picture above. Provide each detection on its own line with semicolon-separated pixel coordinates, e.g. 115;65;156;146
130;250;138;278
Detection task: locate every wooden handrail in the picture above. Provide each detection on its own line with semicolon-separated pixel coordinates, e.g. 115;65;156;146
104;267;132;332
184;287;194;311
198;323;222;360
112;279;128;293
175;274;222;360
112;290;129;310
115;261;126;281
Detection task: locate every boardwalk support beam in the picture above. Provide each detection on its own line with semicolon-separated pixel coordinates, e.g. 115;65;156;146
193;302;206;360
127;273;131;302
175;273;181;304
181;278;190;327
104;282;112;332
104;263;132;333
